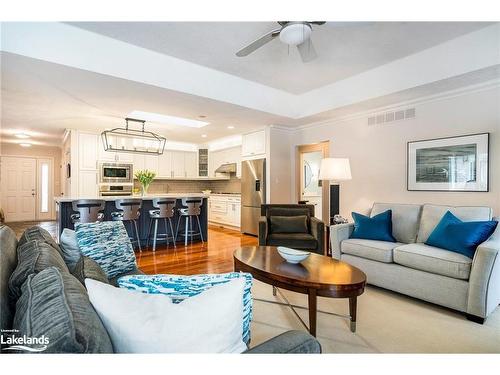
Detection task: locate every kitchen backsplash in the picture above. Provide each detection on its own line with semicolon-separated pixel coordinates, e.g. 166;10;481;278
134;174;241;194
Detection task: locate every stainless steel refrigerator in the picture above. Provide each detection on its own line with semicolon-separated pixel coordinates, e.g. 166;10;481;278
241;158;266;236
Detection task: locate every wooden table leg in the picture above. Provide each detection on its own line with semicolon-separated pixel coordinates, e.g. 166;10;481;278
349;296;357;333
308;289;317;337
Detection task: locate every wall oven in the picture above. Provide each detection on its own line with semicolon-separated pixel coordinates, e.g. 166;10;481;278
99;183;133;196
99;163;133;184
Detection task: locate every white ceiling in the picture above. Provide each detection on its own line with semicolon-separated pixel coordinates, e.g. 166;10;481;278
68;22;491;94
0;52;288;146
1;22;498;148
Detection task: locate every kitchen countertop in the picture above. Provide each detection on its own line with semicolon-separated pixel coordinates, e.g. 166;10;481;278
208;193;241;196
54;193;210;203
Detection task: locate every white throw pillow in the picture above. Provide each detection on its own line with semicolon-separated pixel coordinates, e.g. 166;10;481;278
85;278;247;353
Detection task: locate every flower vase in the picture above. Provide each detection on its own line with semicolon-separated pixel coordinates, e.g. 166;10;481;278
141;184;149;196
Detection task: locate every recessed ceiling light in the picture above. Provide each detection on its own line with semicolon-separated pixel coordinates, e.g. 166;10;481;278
15;133;30;139
19;143;32;147
201;134;208;138
128;111;209;128
227;126;235;129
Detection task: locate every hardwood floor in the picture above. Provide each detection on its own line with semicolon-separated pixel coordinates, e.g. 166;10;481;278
6;221;258;275
137;225;257;274
6;220;59;240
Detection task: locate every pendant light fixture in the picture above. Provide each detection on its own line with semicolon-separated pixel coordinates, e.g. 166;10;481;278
101;118;166;155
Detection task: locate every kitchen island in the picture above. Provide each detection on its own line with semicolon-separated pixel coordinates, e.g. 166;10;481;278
54;194;209;247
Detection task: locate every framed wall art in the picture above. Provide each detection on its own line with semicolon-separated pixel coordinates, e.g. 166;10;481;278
407;133;489;192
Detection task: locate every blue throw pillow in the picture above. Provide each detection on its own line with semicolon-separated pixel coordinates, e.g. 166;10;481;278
350;210;396;242
117;272;253;344
425;211;498;258
75;221;137;278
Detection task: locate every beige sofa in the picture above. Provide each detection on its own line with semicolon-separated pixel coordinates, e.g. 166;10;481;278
330;203;500;323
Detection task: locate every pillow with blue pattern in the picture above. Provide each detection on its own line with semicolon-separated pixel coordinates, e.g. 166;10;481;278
117;272;253;344
75;221;137;278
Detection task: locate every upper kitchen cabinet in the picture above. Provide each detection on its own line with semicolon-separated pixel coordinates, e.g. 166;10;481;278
209;146;241;178
133;154;159;175
154;150;198;179
184;152;198;178
145;154;159;174
78;132;98;170
241;130;266;158
171;150;185;178
158;150;173;178
132;153;145;171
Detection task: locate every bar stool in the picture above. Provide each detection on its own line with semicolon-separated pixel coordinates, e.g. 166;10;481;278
71;199;105;224
146;197;177;251
111;198;142;251
175;197;204;246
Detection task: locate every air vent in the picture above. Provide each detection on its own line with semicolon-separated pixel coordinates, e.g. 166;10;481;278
368;107;416;126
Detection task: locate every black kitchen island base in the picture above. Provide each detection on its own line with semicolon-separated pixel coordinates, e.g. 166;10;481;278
55;196;209;248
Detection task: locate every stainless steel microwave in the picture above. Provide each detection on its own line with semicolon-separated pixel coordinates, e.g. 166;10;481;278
99;163;133;184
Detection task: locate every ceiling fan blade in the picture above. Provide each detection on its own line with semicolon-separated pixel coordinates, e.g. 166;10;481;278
309;21;326;25
297;40;317;63
236;29;281;57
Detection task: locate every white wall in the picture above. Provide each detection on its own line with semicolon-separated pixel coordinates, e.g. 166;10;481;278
291;85;500;218
268;127;293;203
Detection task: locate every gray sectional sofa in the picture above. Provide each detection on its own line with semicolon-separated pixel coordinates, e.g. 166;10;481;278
330;203;500;322
0;224;321;353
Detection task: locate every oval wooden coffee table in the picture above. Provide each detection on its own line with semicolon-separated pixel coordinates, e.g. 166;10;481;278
233;246;366;336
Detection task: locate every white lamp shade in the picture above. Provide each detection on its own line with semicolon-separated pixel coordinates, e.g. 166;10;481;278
319;158;352;181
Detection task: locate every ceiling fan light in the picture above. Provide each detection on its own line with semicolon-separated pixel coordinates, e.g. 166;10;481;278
279;23;312;46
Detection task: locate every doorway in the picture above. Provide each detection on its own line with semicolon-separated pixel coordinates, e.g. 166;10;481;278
0;156;54;222
296;142;329;224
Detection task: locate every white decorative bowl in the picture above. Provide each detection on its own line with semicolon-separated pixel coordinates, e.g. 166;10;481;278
277;247;311;264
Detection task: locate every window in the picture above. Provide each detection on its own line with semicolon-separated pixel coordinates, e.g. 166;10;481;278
41;163;49;213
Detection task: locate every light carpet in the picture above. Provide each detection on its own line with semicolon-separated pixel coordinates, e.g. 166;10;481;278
249;280;500;353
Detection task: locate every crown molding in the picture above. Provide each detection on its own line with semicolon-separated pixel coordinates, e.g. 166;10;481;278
293;78;500;132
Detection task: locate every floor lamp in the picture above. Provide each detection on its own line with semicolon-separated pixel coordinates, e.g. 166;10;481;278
319;158;352;225
319;158;352;255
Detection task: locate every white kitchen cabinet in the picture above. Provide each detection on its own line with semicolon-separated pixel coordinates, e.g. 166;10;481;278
145;155;159;175
133;154;158;176
208;195;241;228
242;130;266;157
209;146;242;177
135;150;197;179
208;150;220;177
133;154;145;171
184;152;198;178
116;152;134;163
78;132;98;170
158;150;173;178
171;151;185;178
227;197;241;227
78;170;98;197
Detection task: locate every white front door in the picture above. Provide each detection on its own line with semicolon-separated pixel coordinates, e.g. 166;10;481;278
1;157;37;222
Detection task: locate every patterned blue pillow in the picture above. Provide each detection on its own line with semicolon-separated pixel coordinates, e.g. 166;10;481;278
117;272;253;344
75;221;137;279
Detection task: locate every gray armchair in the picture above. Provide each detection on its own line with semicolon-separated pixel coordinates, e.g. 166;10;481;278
259;204;325;255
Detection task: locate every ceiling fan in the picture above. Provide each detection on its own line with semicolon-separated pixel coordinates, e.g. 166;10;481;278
236;21;326;63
